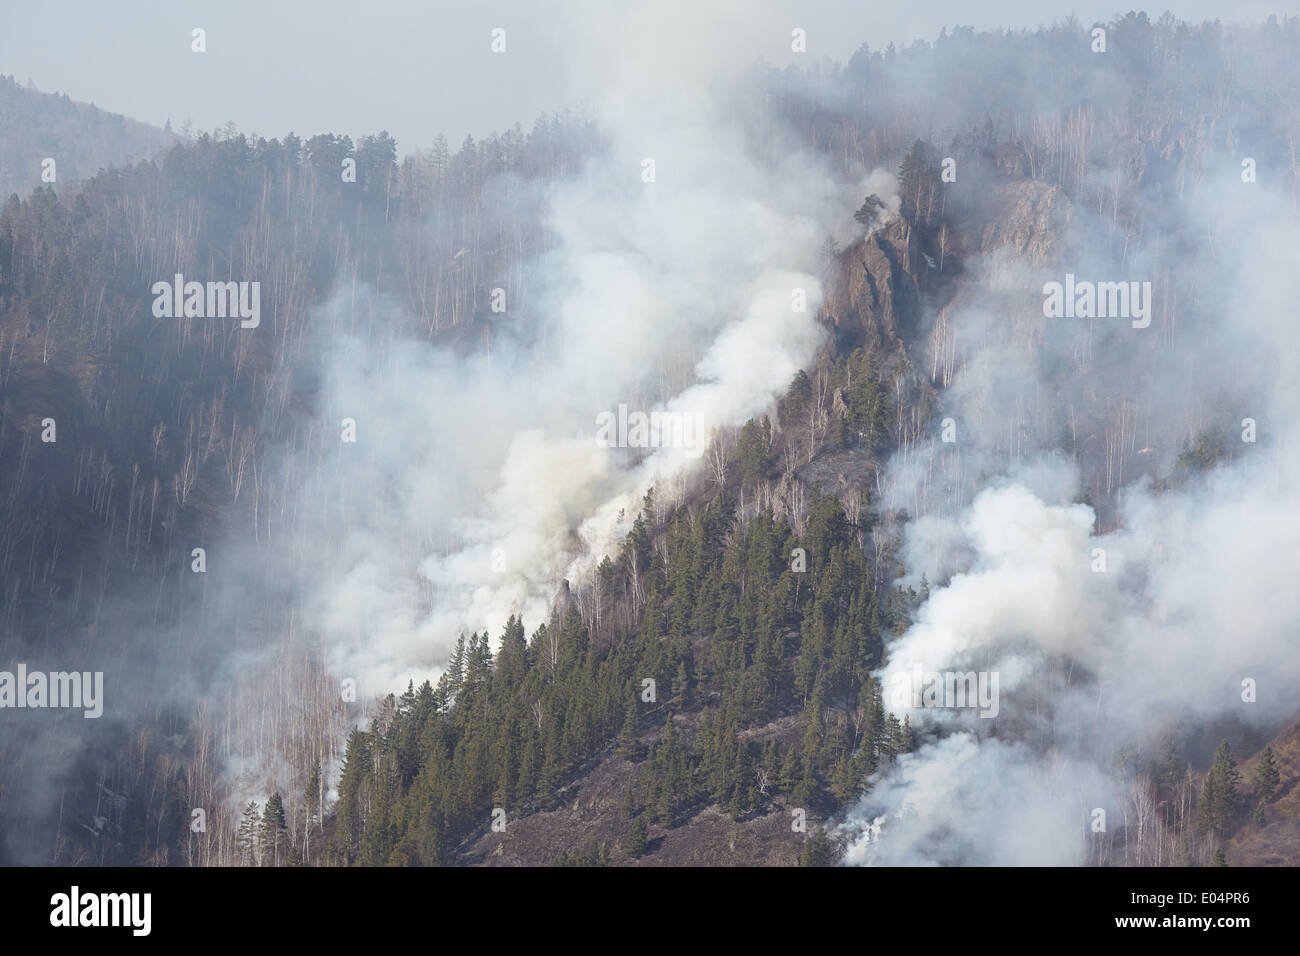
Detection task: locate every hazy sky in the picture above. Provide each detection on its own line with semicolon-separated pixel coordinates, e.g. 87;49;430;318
1;1;1294;154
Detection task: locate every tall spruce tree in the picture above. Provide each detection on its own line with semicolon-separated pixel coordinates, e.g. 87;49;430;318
260;792;287;867
237;801;261;866
1198;740;1242;834
1253;745;1280;803
622;817;648;858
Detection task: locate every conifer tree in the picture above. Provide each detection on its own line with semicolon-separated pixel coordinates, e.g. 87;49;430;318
674;658;692;707
779;745;803;795
898;715;915;754
1157;735;1185;795
800;826;832;866
335;729;374;861
622;817;648;858
793;764;819;811
1253;745;1280;803
616;694;640;759
853;194;886;231
260;792;287;867
237;801;261;866
830;751;858;805
1198;740;1241;834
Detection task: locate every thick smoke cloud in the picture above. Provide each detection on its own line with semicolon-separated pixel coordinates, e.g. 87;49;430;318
841;146;1300;864
282;1;889;698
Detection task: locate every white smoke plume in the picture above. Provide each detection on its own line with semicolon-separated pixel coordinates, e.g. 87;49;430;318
840;156;1300;865
287;2;893;696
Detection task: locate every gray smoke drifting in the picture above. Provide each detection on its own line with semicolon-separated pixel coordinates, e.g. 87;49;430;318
276;5;897;701
841;146;1300;864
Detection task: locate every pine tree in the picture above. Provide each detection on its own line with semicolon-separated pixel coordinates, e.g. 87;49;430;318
237;801;261;866
1157;735;1185;796
830;751;858;805
535;753;560;809
616;695;640;759
737;418;773;486
335;729;373;861
880;713;902;764
398;679;416;714
674;658;692;707
1198;740;1241;834
801;674;828;767
792;765;819;811
621;817;648;858
1253;745;1280;803
779;745;803;795
444;634;467;699
853;194;886;231
260;792;287;867
898;715;915;754
800;826;832;866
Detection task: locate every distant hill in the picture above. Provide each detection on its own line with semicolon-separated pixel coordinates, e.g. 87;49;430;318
0;74;181;199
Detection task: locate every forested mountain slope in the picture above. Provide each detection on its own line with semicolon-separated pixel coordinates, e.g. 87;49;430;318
1;13;1298;867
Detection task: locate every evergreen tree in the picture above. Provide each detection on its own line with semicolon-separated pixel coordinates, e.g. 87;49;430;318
237;801;261;866
800;826;832;866
853;194;886;231
792;765;819;811
674;658;692;708
779;744;803;795
881;713;902;764
621;817;648;858
335;729;374;861
616;694;641;759
781;370;813;428
830;751;858;805
260;792;288;867
1198;740;1241;834
1253;745;1280;803
898;715;915;754
1157;735;1185;796
737;417;773;486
